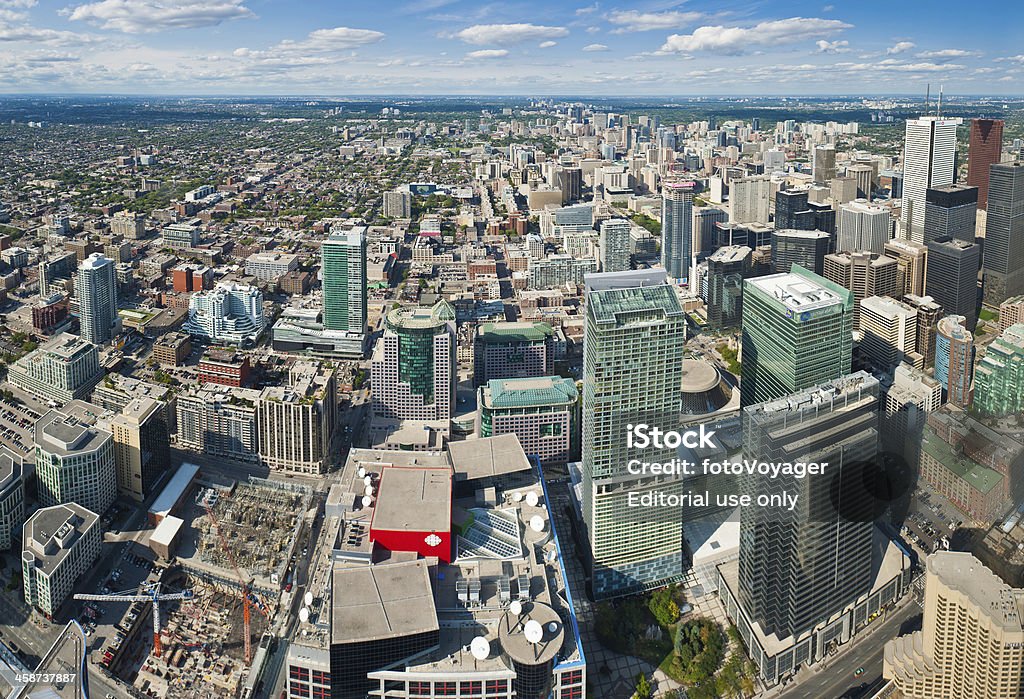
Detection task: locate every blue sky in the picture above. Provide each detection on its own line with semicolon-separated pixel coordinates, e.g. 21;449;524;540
1;0;1023;95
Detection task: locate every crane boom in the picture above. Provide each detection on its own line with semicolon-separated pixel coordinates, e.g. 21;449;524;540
203;502;255;664
74;583;193;657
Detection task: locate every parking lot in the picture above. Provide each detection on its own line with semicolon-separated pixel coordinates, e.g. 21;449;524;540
901;485;970;556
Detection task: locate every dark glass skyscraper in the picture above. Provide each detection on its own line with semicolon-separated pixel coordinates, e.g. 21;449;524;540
926;236;981;331
967;118;1003;209
738;372;880;641
983;162;1024;305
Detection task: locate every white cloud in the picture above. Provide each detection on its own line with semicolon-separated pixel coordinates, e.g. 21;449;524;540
575;3;598;15
997;54;1024;63
64;0;255;33
0;0;38;7
454;23;568;45
236;26;384;60
582;43;608;52
659;17;851;55
0;23;98;43
886;41;915;55
916;48;977;59
815;39;849;54
538;40;557;48
465;48;508;59
606;10;702;33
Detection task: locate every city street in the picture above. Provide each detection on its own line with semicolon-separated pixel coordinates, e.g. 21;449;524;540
774;600;922;699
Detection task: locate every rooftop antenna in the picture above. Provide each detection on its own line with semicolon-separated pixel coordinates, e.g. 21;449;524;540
938;84;943;118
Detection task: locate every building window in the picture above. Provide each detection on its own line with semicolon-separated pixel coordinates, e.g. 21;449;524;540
461;681;482;695
435;681;456;696
409;681;431;696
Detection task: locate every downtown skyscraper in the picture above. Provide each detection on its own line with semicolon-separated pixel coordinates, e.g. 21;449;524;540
740;265;853;407
77;252;118;345
322;228;368;335
982;162;1024;305
967;118;1004;209
738;372;880;644
661;181;695;283
582;270;687;599
901;116;961;244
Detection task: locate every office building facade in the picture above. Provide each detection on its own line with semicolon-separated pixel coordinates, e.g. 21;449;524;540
771;229;830;275
322;228;368;335
183;282;265;345
837;200;891;254
738;372;880;642
22;503;101;618
258;362;337;474
582;271;687;599
479;376;579;466
967;118;1004;209
982;162;1024;304
34;410;116;516
901;117;960;243
740;266;853;407
706;245;751;330
926;236;981;331
661;181;695;282
474;322;554;387
371;301;457;424
8;333;103;405
924;184;978;244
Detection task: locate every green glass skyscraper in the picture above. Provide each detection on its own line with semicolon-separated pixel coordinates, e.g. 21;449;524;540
322;228;367;334
740;265;853;407
582;270;688;599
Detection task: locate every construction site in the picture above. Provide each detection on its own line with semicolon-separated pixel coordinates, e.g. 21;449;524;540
124;477;313;698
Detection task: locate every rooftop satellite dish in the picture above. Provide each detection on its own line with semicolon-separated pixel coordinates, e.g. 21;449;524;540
304;591;314;606
299;607;310;623
510;600;523;616
525;491;540;507
357;467;366;478
363;475;373;486
545;549;558;562
364;485;374;497
361;495;373;508
470;636;491;660
529;515;545;533
512;492;523;502
547;622;558;633
524;619;544;644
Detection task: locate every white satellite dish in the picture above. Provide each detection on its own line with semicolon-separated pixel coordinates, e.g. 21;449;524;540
529;515;545;533
364;485;374;497
510;600;523;616
304;591;314;606
545;549;558;562
299;607;310;623
525;491;540;507
357;467;366;478
470;636;490;660
363;475;373;486
512;492;523;503
524;619;543;644
361;495;373;508
547;622;558;633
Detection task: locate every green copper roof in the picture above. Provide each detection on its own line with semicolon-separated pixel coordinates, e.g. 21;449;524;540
921;427;1002;495
481;376;578;409
477;322;554;344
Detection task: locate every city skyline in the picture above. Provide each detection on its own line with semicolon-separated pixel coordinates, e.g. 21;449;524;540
0;0;1022;95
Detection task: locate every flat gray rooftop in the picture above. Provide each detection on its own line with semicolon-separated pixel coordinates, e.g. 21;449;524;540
371;466;451;533
449;434;533;483
331;558;439;644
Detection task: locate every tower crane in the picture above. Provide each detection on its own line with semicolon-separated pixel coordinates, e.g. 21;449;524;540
75;582;193;657
202;502;269;665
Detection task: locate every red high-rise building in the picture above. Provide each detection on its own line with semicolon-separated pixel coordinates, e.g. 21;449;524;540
967;118;1003;209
